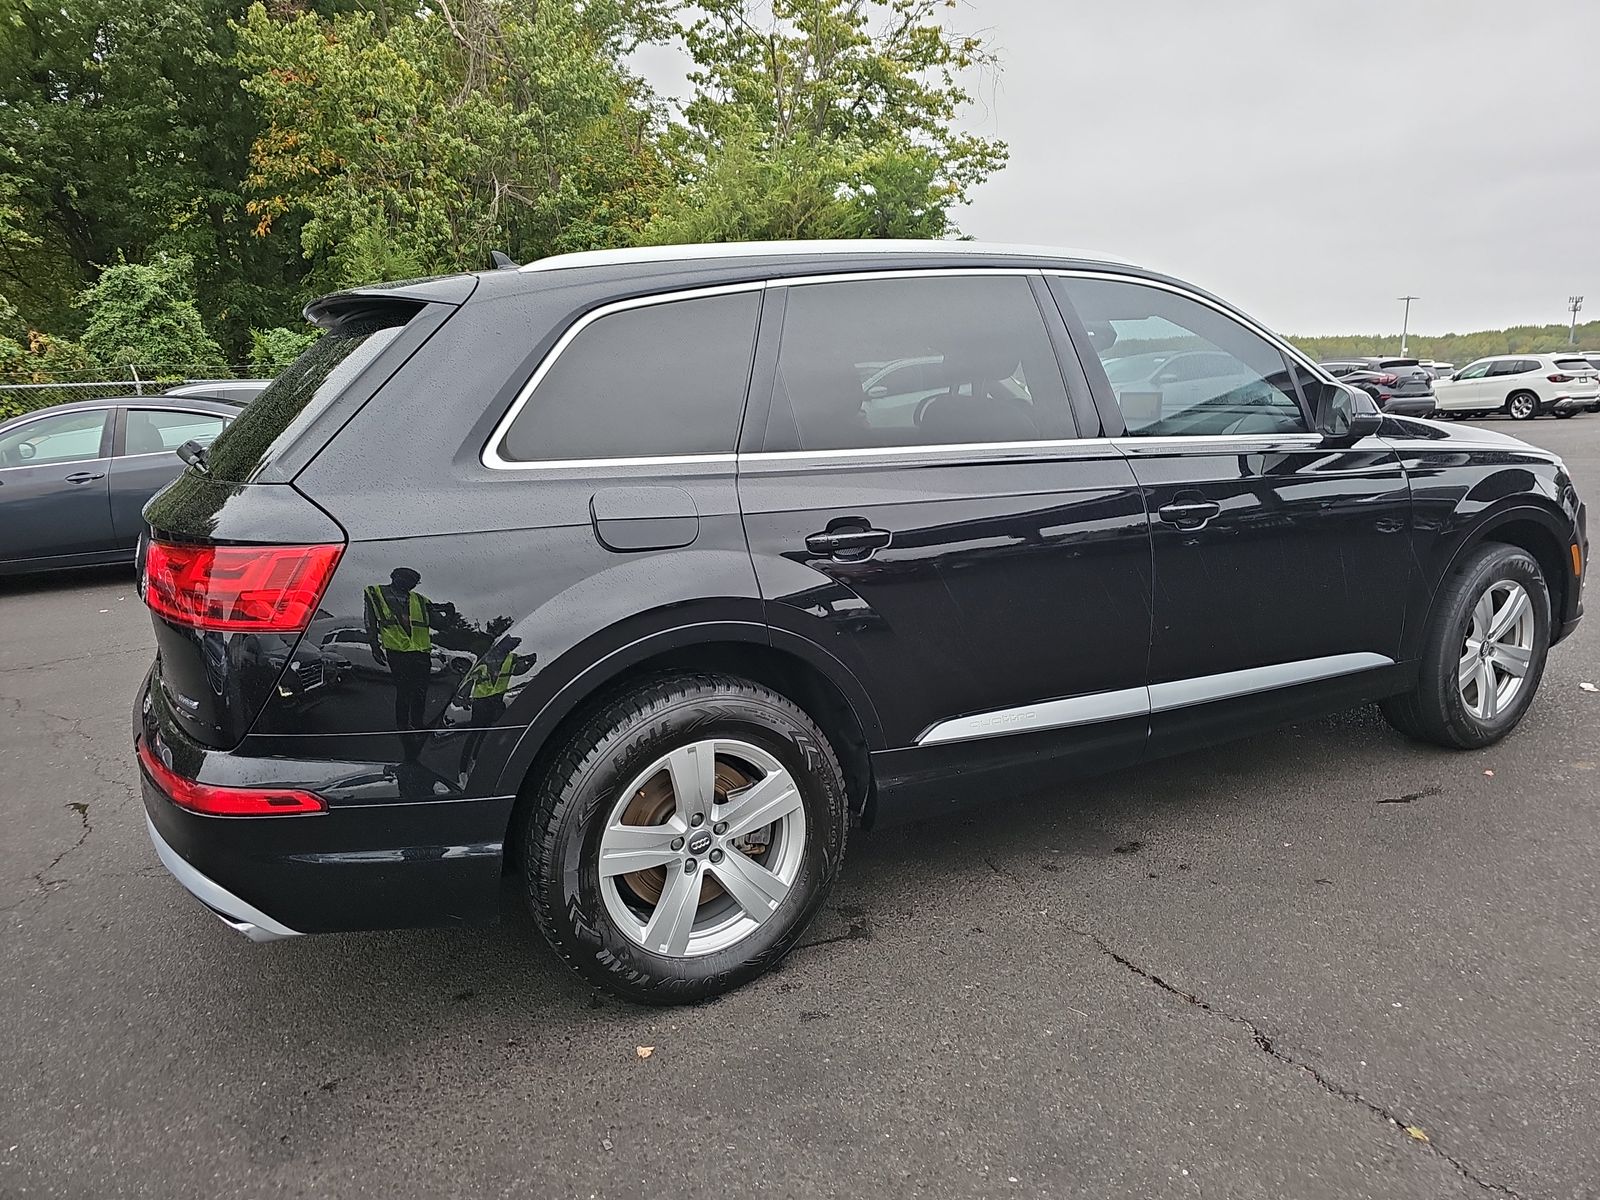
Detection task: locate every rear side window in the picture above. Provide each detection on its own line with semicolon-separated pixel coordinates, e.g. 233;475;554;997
766;275;1074;452
498;291;760;463
203;310;412;483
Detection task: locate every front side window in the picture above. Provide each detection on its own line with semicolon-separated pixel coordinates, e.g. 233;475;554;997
124;410;228;456
498;291;761;463
768;275;1074;452
1456;360;1493;380
1059;277;1308;437
0;409;107;468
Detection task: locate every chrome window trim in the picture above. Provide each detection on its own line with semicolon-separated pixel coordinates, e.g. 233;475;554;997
481;281;766;472
1109;433;1325;456
739;436;1119;469
914;652;1394;746
483;267;1084;471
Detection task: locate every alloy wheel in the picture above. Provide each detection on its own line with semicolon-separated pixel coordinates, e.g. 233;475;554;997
597;739;806;957
1458;580;1535;720
1508;393;1536;420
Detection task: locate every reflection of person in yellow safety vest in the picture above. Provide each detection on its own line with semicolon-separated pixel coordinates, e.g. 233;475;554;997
459;634;536;781
362;567;455;760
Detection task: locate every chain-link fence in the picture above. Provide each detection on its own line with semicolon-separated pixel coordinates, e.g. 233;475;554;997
0;365;262;420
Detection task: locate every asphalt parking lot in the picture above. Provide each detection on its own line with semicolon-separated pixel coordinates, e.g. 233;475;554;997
3;415;1597;1200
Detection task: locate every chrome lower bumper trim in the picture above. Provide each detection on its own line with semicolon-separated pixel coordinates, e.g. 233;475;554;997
144;813;302;942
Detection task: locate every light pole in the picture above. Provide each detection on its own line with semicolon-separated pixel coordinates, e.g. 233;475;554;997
1398;295;1418;356
1569;296;1584;345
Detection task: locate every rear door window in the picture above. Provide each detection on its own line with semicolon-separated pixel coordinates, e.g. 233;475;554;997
497;290;760;463
765;275;1074;451
123;409;228;455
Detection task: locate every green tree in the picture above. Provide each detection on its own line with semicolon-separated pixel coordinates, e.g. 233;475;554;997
77;254;227;372
248;325;320;373
234;0;671;289
648;0;1006;243
0;0;307;350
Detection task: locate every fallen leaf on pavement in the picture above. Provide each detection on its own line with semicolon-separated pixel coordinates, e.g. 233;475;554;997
635;1046;654;1059
1483;770;1494;777
1404;1125;1429;1143
1580;682;1598;692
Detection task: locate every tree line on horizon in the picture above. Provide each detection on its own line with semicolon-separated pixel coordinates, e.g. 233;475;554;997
1287;320;1600;366
0;0;1005;390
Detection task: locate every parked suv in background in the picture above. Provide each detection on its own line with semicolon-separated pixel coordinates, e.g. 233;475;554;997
1434;354;1600;420
134;241;1587;1003
1320;357;1435;416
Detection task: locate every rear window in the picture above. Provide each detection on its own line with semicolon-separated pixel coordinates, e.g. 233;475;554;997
1373;358;1420;368
200;310;412;483
1554;358;1593;372
497;291;760;463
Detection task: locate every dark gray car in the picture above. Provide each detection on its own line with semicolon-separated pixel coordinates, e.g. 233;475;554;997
0;396;243;575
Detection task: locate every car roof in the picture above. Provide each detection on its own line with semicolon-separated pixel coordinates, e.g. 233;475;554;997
0;394;244;431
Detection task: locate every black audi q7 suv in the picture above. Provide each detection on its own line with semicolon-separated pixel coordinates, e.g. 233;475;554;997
134;240;1587;1003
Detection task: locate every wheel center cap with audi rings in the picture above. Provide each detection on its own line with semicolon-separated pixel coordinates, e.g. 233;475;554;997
687;830;713;855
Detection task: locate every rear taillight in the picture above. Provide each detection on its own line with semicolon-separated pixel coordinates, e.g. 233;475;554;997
142;541;343;633
137;736;326;816
1375;373;1398;386
1548;374;1573;383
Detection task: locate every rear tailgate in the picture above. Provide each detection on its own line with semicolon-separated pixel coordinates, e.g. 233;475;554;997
139;289;467;748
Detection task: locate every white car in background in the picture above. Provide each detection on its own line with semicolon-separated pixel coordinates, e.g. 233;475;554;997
1432;354;1599;420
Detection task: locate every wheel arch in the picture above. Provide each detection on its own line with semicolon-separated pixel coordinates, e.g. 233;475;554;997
497;627;882;867
1412;504;1572;657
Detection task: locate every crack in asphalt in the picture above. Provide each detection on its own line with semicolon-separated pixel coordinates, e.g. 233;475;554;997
977;856;1527;1198
1;693;137;915
0;644;149;675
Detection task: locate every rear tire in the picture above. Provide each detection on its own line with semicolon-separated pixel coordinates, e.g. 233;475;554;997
524;672;849;1004
1380;544;1550;749
1506;391;1538;421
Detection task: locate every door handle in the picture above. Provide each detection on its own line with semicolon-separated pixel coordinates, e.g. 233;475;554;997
806;525;892;560
64;471;106;484
1156;500;1221;529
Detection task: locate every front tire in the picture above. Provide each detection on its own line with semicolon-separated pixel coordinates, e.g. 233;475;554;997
1381;544;1550;749
1506;391;1538;420
1554;409;1575;419
524;672;849;1004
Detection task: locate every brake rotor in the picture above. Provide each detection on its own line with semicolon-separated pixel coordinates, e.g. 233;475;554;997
618;757;767;909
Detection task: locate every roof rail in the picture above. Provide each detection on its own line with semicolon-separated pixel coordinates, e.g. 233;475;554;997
518;239;1134;274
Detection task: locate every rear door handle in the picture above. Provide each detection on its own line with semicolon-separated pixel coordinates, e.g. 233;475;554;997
64;471;106;484
806;526;892;560
1156;500;1221;529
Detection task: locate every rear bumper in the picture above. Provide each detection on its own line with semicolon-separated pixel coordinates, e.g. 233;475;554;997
144;813;301;941
136;670;514;935
1382;396;1436;416
1548;396;1595;412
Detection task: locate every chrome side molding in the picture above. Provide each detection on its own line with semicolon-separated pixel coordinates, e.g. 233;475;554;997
915;652;1395;746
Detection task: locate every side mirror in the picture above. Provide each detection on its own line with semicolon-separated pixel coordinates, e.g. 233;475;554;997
1315;382;1382;444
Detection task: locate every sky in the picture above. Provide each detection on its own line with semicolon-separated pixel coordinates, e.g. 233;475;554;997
631;0;1600;336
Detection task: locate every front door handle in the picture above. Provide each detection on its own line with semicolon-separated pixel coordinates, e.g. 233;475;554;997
64;471;106;484
806;525;892;560
1156;500;1221;529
